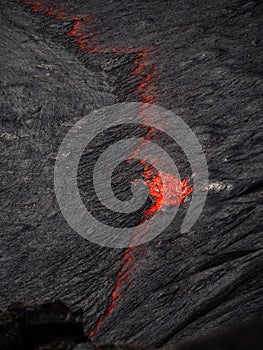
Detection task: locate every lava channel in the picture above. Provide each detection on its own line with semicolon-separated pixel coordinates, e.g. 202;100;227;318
22;0;193;339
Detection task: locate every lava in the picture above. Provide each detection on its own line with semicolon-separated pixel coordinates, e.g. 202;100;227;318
131;49;157;104
143;167;193;219
89;245;139;338
22;0;193;339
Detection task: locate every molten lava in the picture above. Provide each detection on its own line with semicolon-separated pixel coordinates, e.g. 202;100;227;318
89;245;138;338
143;166;193;219
22;0;193;338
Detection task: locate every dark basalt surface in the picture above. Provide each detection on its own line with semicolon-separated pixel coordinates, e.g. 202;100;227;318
1;301;263;349
0;300;87;349
1;0;263;348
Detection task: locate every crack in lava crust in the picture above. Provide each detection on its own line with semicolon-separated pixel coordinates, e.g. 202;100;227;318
22;0;193;338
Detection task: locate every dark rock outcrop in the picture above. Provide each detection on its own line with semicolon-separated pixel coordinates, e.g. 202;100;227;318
1;300;262;349
0;301;88;349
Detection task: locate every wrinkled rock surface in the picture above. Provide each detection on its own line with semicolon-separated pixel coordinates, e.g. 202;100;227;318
1;0;263;348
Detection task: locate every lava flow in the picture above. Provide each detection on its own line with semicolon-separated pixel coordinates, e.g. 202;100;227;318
22;0;193;338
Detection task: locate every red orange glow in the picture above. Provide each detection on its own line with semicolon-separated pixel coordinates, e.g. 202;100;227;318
22;0;193;338
89;246;138;337
143;167;192;218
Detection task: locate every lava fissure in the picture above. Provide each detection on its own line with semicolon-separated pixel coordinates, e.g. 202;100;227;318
22;0;193;339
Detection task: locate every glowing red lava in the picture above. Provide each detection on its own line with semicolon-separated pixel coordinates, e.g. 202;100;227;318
143;167;193;219
22;0;193;338
131;49;157;104
89;245;138;338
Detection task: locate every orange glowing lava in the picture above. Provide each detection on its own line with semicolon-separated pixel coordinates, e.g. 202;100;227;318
143;167;193;218
22;0;193;339
89;246;138;338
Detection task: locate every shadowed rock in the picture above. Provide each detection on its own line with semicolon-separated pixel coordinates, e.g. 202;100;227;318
0;300;88;349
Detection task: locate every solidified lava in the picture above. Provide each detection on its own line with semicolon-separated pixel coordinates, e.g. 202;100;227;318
22;0;193;339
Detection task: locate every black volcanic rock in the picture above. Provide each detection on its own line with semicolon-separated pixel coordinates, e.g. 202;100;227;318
1;0;263;348
74;343;146;350
75;320;263;350
0;300;88;349
172;320;263;350
1;300;263;350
